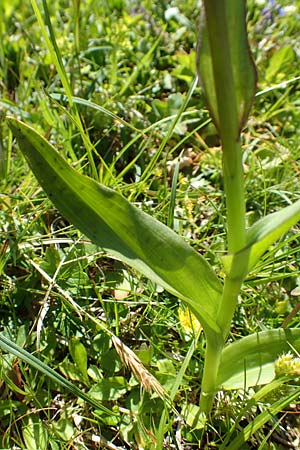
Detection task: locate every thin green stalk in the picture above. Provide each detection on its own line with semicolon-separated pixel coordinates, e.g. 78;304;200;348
199;1;249;414
0;2;6;84
218;251;250;341
217;276;243;341
73;0;81;57
203;0;246;253
222;139;246;253
200;262;248;412
201;176;249;410
199;331;224;414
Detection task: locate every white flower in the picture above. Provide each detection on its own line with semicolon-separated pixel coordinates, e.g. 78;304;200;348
282;6;297;15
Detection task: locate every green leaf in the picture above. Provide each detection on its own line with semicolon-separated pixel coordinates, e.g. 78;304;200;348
222;200;300;277
89;376;128;401
0;333;114;415
51;93;144;136
197;0;256;136
246;200;300;270
22;415;49;450
69;338;89;382
182;403;206;430
217;328;300;390
54;415;74;441
59;358;86;383
7;117;223;334
223;383;300;450
0;400;22;417
265;46;295;84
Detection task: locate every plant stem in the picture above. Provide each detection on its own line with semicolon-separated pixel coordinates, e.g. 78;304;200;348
199;0;249;413
223;139;246;253
200;250;250;413
203;0;246;253
199;331;224;414
217;139;249;339
217;269;245;340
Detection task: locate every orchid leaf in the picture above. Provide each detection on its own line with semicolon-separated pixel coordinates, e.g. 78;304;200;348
197;0;256;136
246;199;300;270
7;117;223;334
217;328;300;390
222;199;300;277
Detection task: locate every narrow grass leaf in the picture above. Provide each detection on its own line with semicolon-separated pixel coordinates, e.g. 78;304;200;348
224;386;300;450
30;0;99;179
117;30;163;97
7;117;223;334
220;377;299;450
140;76;198;185
156;331;201;450
167;157;180;229
50;94;145;136
30;0;72;107
0;333;114;415
217;328;300;390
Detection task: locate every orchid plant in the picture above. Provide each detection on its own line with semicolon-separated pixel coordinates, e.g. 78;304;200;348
6;0;300;419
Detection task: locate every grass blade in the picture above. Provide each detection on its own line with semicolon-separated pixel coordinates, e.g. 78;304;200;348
0;333;114;415
50;93;146;136
167;157;180;229
225;386;300;450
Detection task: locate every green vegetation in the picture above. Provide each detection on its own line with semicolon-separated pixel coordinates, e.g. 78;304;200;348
1;0;300;448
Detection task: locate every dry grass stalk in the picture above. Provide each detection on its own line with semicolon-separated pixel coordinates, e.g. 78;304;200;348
112;335;170;403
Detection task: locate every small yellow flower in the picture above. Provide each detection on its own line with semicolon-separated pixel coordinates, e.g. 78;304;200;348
178;306;202;335
275;352;300;377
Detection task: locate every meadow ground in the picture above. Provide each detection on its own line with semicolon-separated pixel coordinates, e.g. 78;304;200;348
1;0;300;448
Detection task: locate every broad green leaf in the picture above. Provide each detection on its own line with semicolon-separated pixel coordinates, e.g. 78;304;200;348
217;328;300;390
7;117;223;334
182;403;206;430
197;0;256;136
89;376;128;401
54;415;74;441
222;199;300;276
0;333;114;415
59;358;86;383
246;199;300;270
